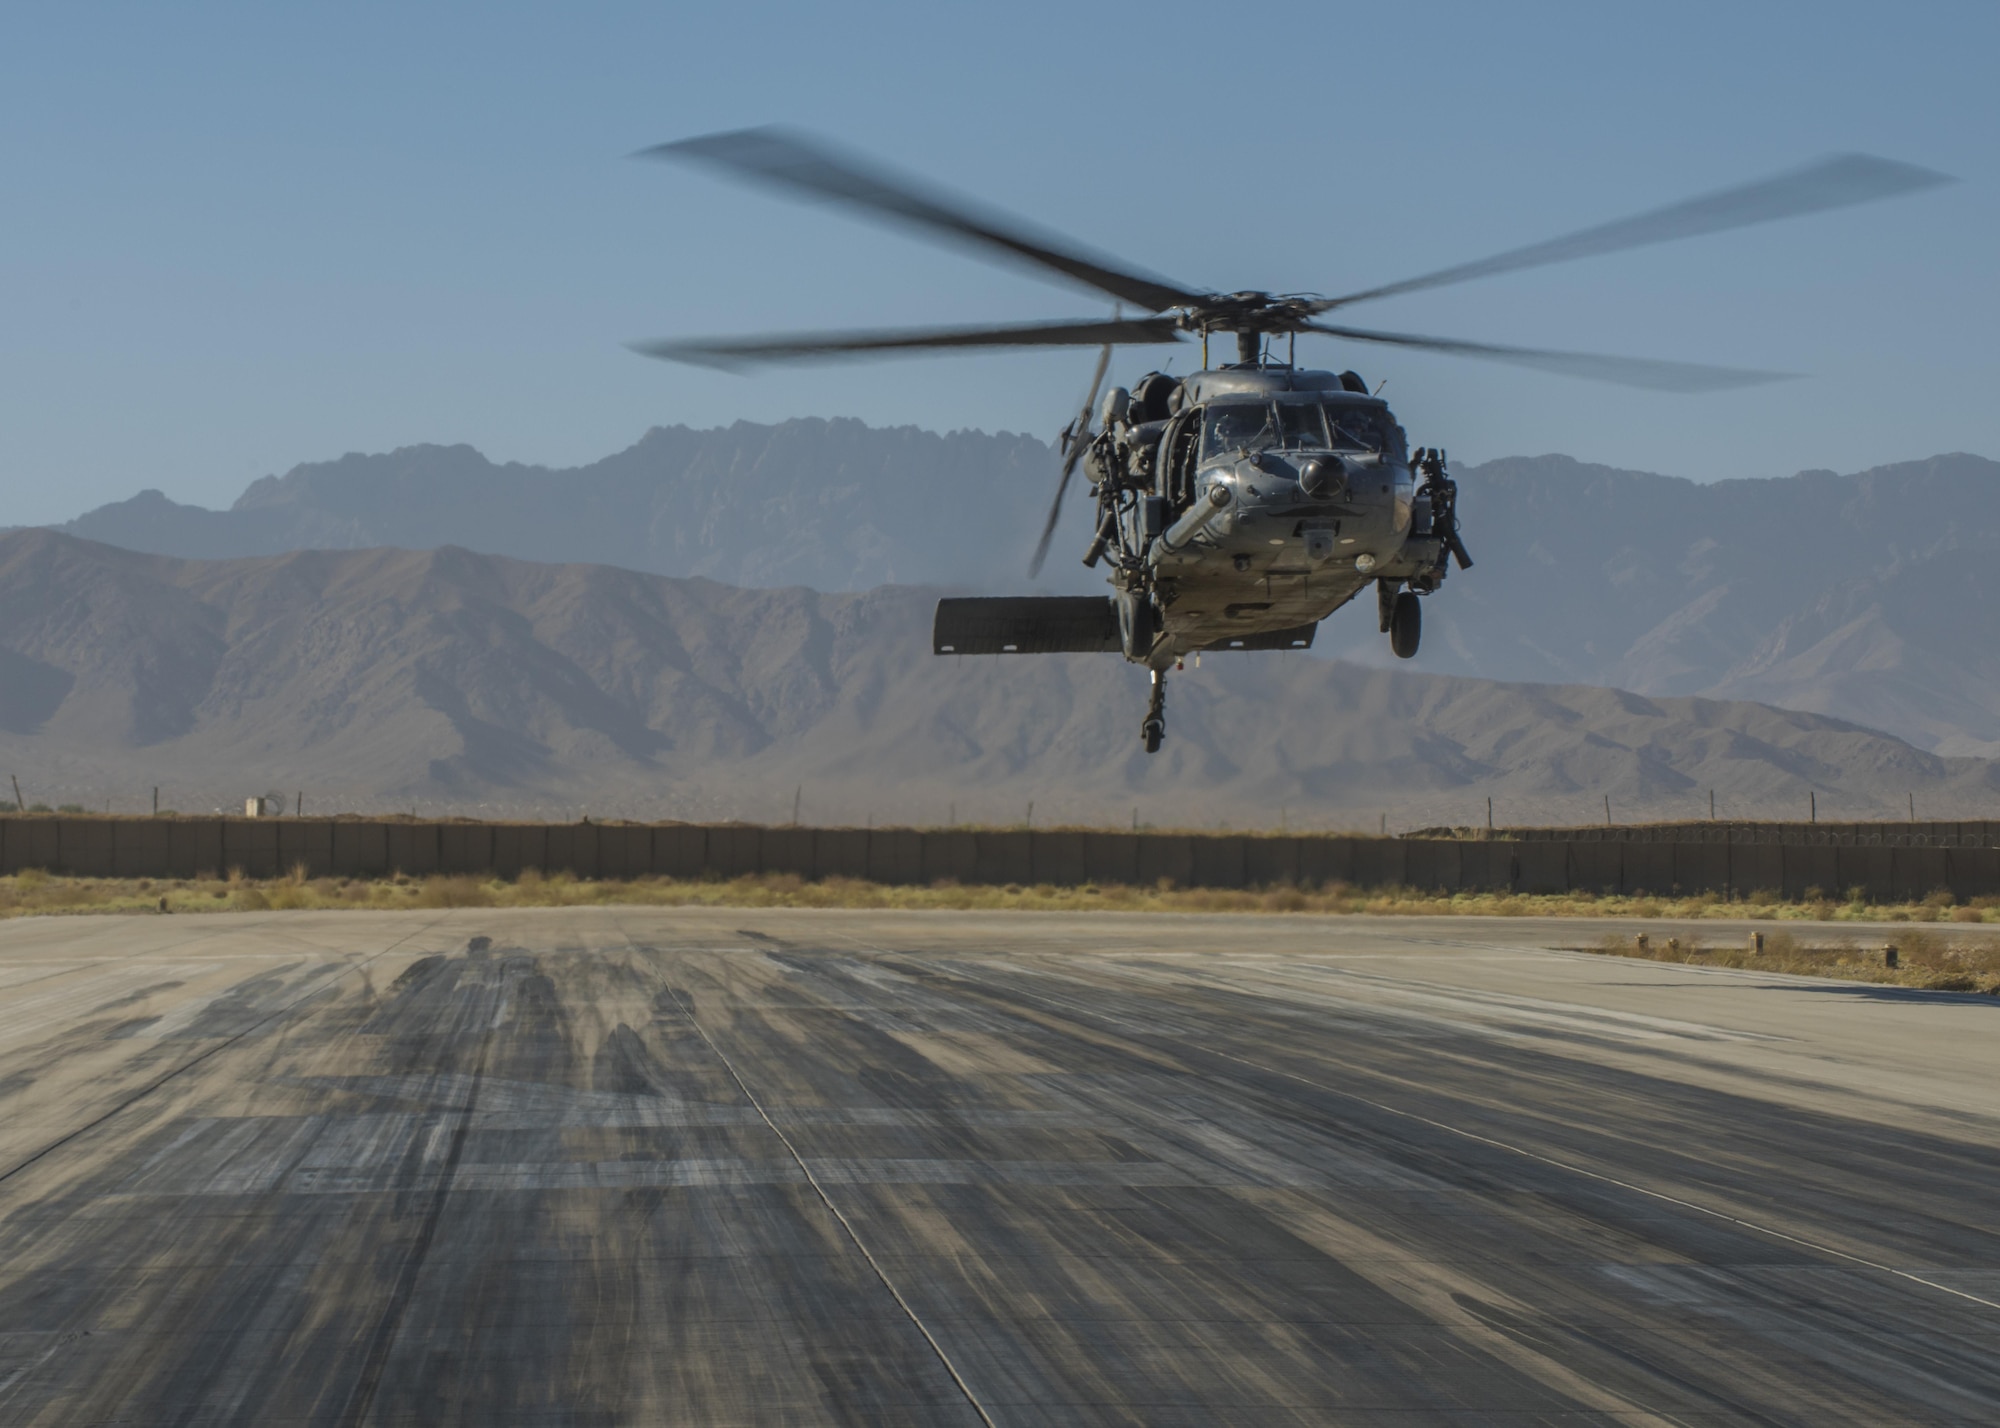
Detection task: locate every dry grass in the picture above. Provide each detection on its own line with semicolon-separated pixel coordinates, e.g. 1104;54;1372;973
1584;926;2000;994
1;866;1997;932
7;868;2000;994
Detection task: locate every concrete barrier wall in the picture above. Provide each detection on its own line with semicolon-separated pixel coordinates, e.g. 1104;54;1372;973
4;816;1999;900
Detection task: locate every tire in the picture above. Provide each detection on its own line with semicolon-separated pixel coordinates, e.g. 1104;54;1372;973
1389;590;1422;659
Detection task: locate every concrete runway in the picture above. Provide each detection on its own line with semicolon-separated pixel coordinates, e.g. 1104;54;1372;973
0;908;1996;1425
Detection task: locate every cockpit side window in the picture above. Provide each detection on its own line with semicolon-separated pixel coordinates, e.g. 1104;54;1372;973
1161;407;1201;503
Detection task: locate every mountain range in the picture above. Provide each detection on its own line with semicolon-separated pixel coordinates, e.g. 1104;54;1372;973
1336;451;2000;760
32;424;2000;758
1;528;1991;829
47;420;1082;595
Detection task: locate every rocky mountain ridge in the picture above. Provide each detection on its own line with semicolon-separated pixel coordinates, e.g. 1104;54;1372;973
47;420;1088;595
27;424;2000;755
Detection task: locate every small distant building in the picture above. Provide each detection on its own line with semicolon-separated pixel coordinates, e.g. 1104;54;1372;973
245;796;281;817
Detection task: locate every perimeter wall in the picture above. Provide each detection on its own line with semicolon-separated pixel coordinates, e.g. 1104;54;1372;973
3;817;1997;901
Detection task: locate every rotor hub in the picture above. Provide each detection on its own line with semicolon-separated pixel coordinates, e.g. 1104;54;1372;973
1183;293;1329;341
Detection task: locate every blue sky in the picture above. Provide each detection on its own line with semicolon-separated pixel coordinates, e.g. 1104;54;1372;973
2;0;1994;524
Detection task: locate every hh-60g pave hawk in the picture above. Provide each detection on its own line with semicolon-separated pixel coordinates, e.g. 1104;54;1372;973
635;130;1950;752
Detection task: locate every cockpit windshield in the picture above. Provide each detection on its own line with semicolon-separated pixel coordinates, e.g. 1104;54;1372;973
1325;407;1389;452
1202;403;1277;458
1276;401;1328;450
1201;399;1335;460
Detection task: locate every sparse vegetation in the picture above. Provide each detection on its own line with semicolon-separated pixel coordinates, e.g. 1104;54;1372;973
0;864;1996;979
0;868;1997;996
1586;925;2000;994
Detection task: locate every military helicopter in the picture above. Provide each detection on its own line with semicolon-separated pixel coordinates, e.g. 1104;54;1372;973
634;130;1949;752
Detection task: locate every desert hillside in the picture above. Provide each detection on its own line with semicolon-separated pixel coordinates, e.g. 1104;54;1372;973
1;530;1990;829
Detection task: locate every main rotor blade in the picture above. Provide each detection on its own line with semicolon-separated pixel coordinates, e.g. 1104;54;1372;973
641;127;1206;313
633;315;1182;369
1319;153;1954;311
1302;322;1791;392
1030;342;1114;579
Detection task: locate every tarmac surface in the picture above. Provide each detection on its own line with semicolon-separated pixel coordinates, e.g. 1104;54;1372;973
0;906;1997;1425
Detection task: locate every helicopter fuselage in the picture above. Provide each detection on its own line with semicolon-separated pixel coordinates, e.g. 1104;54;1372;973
1091;364;1452;668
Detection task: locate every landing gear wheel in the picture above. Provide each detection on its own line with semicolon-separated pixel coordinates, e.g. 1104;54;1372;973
1389;590;1422;659
1141;668;1167;753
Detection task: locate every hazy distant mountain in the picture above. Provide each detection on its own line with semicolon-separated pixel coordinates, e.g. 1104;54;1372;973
34;426;2000;754
52;420;1099;596
2;529;1990;828
1307;451;2000;754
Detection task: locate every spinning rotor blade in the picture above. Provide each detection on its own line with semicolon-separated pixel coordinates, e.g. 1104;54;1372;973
643;128;1205;313
1030;340;1114;579
1319;153;1953;311
1302;322;1790;392
633;315;1181;369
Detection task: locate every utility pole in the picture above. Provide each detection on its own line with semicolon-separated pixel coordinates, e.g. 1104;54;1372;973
1709;789;1715;820
792;785;802;827
1909;792;1915;822
1604;794;1612;827
9;775;20;811
1486;797;1494;833
153;786;160;816
1810;791;1817;823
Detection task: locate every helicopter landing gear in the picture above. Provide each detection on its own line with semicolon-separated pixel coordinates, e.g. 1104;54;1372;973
1142;668;1167;753
1377;579;1399;634
1389;590;1422;659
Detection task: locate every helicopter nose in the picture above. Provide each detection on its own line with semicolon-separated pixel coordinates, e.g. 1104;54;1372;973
1299;455;1347;499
